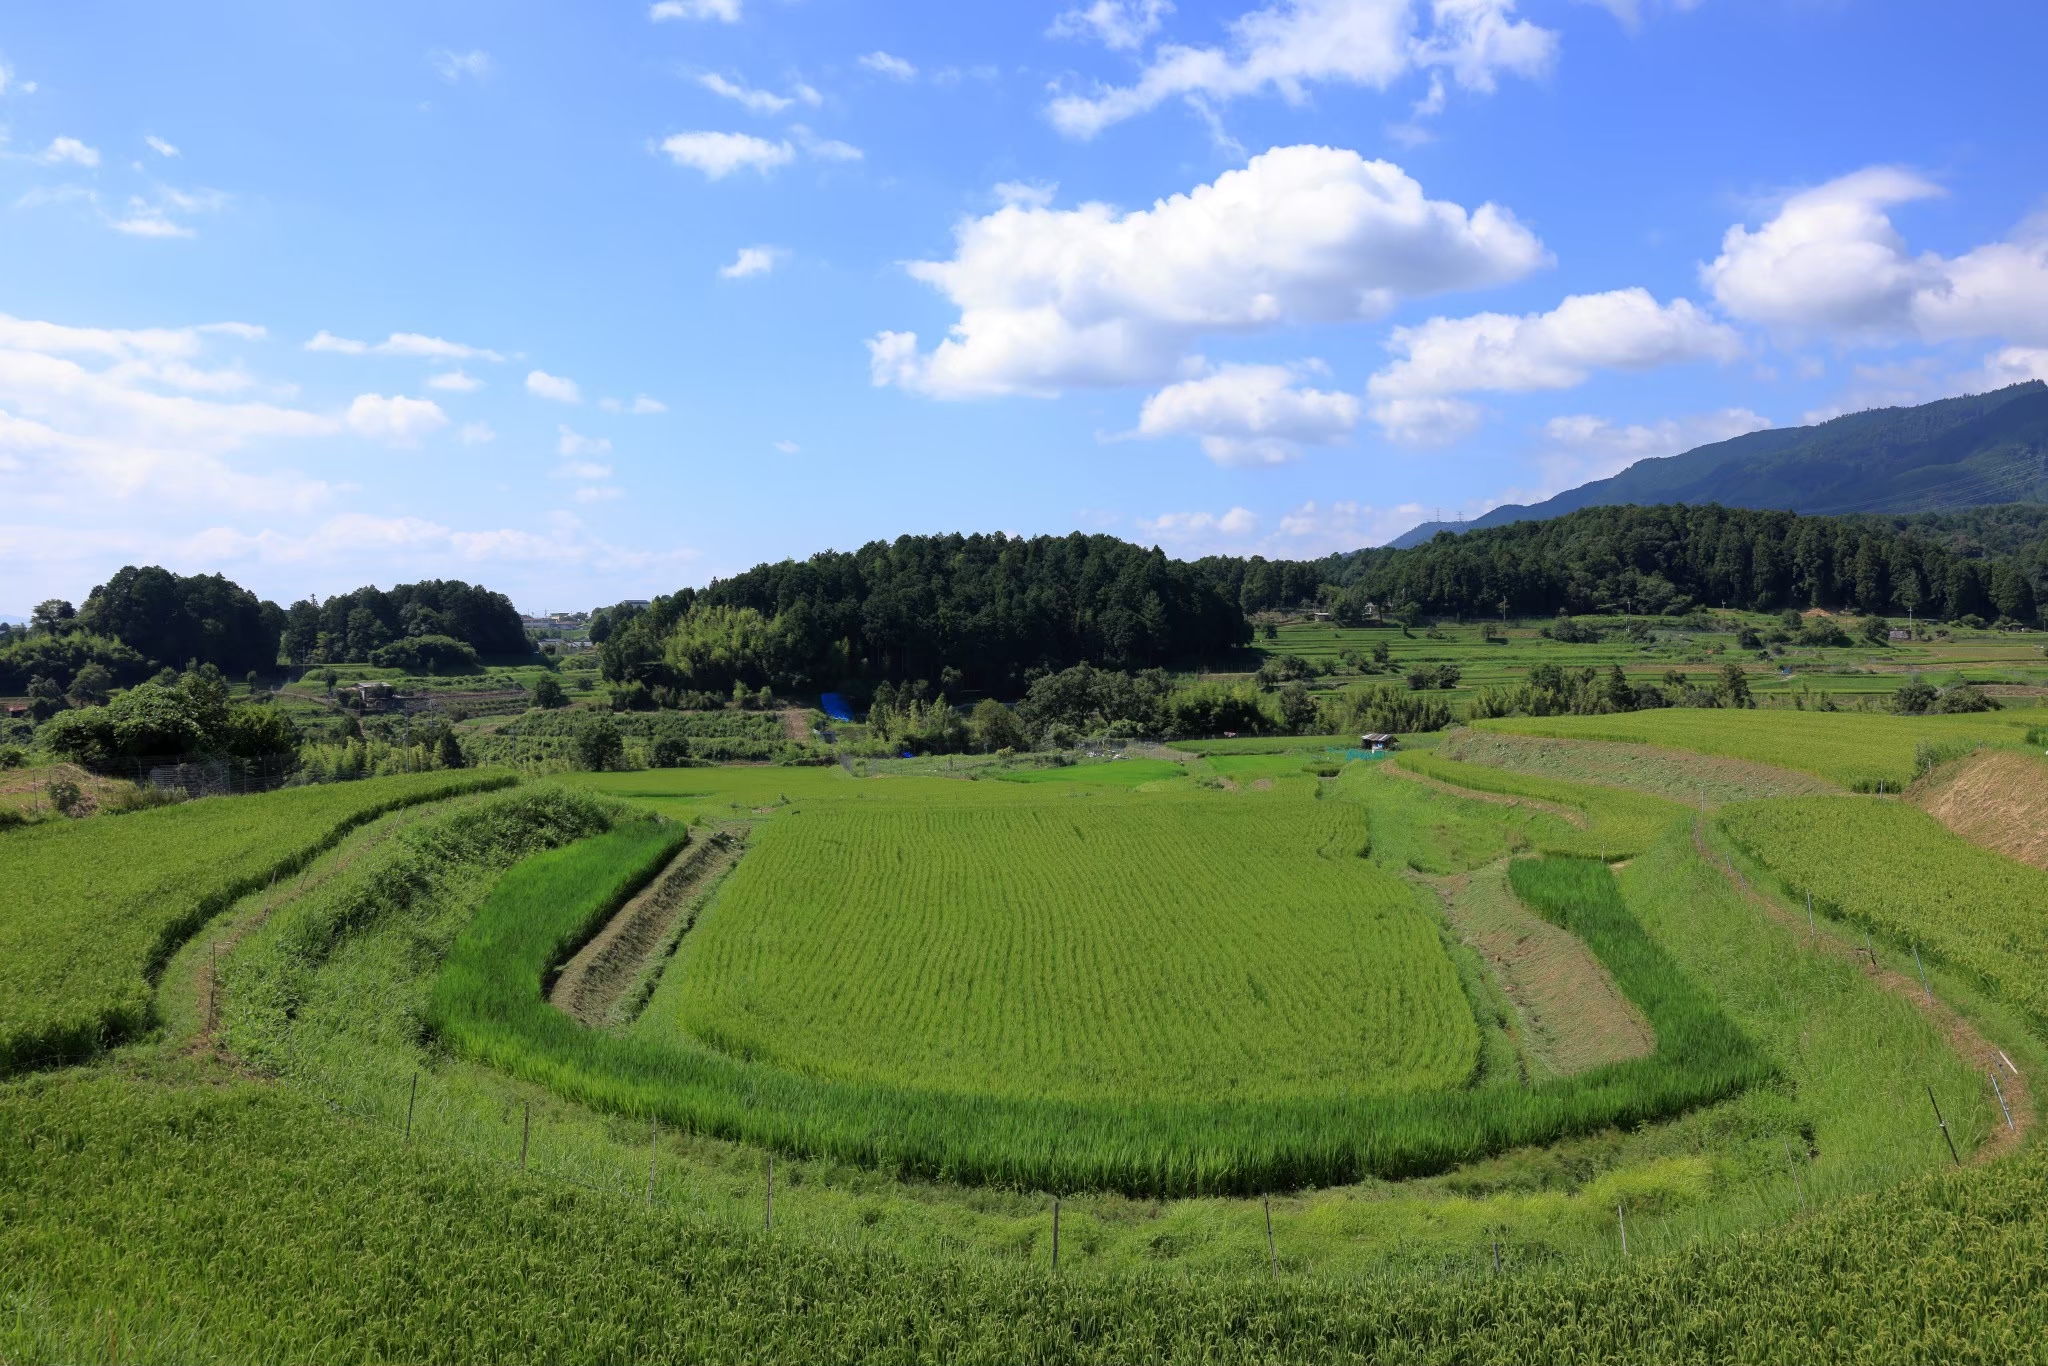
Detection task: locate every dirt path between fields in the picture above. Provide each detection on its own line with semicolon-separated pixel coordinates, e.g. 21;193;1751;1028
782;708;812;744
1384;758;1589;828
1692;819;2033;1163
549;826;747;1029
1426;862;1654;1080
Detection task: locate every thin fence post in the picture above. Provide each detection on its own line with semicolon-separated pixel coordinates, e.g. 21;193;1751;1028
405;1072;417;1142
520;1102;530;1172
1051;1198;1060;1272
765;1155;774;1232
1617;1202;1628;1255
1864;931;1876;968
1264;1197;1278;1277
1990;1071;2016;1134
1913;945;1932;1003
647;1118;658;1207
1806;890;1814;940
1784;1138;1805;1208
1927;1086;1961;1166
207;942;218;1032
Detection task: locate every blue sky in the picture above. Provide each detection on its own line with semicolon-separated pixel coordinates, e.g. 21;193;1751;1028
2;0;2045;616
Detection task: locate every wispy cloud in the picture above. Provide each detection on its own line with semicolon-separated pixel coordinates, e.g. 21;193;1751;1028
858;51;917;81
432;49;493;82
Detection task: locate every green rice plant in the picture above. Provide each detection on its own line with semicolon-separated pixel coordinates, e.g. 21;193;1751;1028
662;795;1469;1104
1718;796;2048;1034
0;770;514;1073
1478;708;2032;790
430;791;1770;1195
7;1034;2013;1362
1395;752;1689;857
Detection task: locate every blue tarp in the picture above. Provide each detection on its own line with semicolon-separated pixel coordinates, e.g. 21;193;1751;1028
818;692;854;722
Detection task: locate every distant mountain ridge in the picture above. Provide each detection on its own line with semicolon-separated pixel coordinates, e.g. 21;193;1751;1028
1390;381;2048;548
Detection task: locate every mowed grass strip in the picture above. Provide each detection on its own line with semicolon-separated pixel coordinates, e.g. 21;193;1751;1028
0;770;514;1073
1477;708;2034;790
1719;795;2048;1034
432;786;1770;1195
664;794;1470;1104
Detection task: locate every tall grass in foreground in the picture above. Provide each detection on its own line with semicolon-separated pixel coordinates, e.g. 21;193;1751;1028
431;837;1773;1196
7;1073;2047;1363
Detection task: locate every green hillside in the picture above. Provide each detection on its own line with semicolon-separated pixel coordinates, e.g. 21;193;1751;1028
1393;382;2048;546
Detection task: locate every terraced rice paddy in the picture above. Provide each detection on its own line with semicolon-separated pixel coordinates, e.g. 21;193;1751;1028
1718;795;2048;1033
0;770;512;1072
658;793;1470;1103
1478;707;2036;790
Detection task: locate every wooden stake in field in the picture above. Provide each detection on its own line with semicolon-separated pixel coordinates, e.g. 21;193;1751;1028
1264;1197;1278;1277
1491;1238;1500;1276
405;1072;417;1142
1912;944;1933;1002
1991;1070;2016;1133
1806;890;1815;940
1864;930;1876;968
1926;1086;1960;1166
1784;1138;1805;1208
520;1102;530;1171
1051;1198;1060;1271
207;941;217;1032
1617;1202;1628;1255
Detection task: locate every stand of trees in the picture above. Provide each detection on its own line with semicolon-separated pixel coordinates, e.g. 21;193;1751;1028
76;567;285;680
280;580;528;665
1309;503;2042;624
597;532;1249;701
40;665;299;769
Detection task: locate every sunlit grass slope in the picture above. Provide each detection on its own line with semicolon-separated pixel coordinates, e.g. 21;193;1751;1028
0;770;512;1073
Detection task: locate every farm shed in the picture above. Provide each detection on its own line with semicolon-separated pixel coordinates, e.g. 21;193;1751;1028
1360;732;1399;751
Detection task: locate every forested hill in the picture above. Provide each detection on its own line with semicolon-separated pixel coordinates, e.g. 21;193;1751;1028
1323;502;2041;623
1390;382;2048;546
596;533;1249;698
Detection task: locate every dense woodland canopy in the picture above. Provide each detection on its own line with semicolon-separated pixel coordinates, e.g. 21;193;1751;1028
279;580;528;664
1312;503;2043;624
77;566;284;679
596;532;1251;699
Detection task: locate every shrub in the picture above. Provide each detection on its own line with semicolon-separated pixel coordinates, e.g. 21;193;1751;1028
368;635;481;675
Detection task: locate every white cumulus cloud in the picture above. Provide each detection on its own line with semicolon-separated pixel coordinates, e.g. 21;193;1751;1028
346;393;449;446
526;369;582;403
1365;287;1741;444
869;144;1546;399
1702;166;2048;347
1051;0;1176;50
658;131;794;178
1141;506;1261;537
1533;407;1772;495
427;369;483;392
144;135;179;158
651;0;740;20
719;245;785;278
41;136;99;167
859;51;918;81
1046;0;1555;140
1137;362;1360;465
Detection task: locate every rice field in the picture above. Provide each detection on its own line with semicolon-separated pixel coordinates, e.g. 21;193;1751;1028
0;770;513;1072
658;793;1470;1104
1392;751;1690;858
1477;708;2035;790
1718;795;2048;1034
